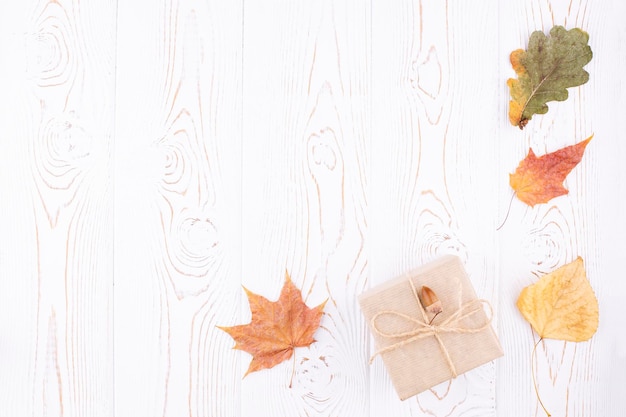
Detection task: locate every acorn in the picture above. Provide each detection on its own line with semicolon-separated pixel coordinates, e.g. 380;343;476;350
420;286;442;324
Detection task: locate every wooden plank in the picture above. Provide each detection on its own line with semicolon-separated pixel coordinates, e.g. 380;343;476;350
0;1;622;415
0;0;116;415
497;0;626;415
590;2;626;414
113;1;242;416
240;0;370;415
371;0;500;415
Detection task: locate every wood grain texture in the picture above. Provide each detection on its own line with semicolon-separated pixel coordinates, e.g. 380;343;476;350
241;1;370;416
371;0;500;415
1;0;625;416
0;0;116;416
114;1;242;416
497;1;626;416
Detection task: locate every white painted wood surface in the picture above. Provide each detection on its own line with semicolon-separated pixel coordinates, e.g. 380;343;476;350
0;0;115;415
1;0;625;416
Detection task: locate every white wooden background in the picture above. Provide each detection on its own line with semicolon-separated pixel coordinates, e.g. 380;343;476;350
1;0;625;416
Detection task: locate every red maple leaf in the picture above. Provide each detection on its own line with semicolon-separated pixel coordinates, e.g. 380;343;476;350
218;272;326;377
510;135;593;207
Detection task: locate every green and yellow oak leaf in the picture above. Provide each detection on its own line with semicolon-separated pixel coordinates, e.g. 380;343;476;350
508;26;592;129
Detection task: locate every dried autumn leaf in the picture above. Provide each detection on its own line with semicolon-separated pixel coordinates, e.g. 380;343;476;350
509;135;592;207
517;257;598;342
508;26;592;128
218;272;326;377
517;257;598;417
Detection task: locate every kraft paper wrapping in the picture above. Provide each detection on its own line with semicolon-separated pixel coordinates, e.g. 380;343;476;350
358;255;503;400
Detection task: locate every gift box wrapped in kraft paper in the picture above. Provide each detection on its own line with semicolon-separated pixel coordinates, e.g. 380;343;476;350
358;255;503;400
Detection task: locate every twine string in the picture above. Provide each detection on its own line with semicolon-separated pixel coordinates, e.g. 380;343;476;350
369;278;494;379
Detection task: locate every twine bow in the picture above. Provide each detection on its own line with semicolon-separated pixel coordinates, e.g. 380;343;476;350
369;278;494;378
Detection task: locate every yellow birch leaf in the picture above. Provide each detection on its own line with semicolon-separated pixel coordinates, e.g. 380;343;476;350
516;257;598;342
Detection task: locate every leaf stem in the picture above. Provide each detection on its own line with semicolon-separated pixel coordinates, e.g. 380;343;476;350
496;191;516;231
288;352;296;389
532;337;551;417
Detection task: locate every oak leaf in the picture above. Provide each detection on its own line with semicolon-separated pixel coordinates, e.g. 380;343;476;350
218;272;326;377
508;26;592;129
517;257;598;342
509;135;592;207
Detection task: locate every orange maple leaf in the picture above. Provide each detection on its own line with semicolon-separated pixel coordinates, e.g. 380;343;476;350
509;135;592;207
218;272;327;377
